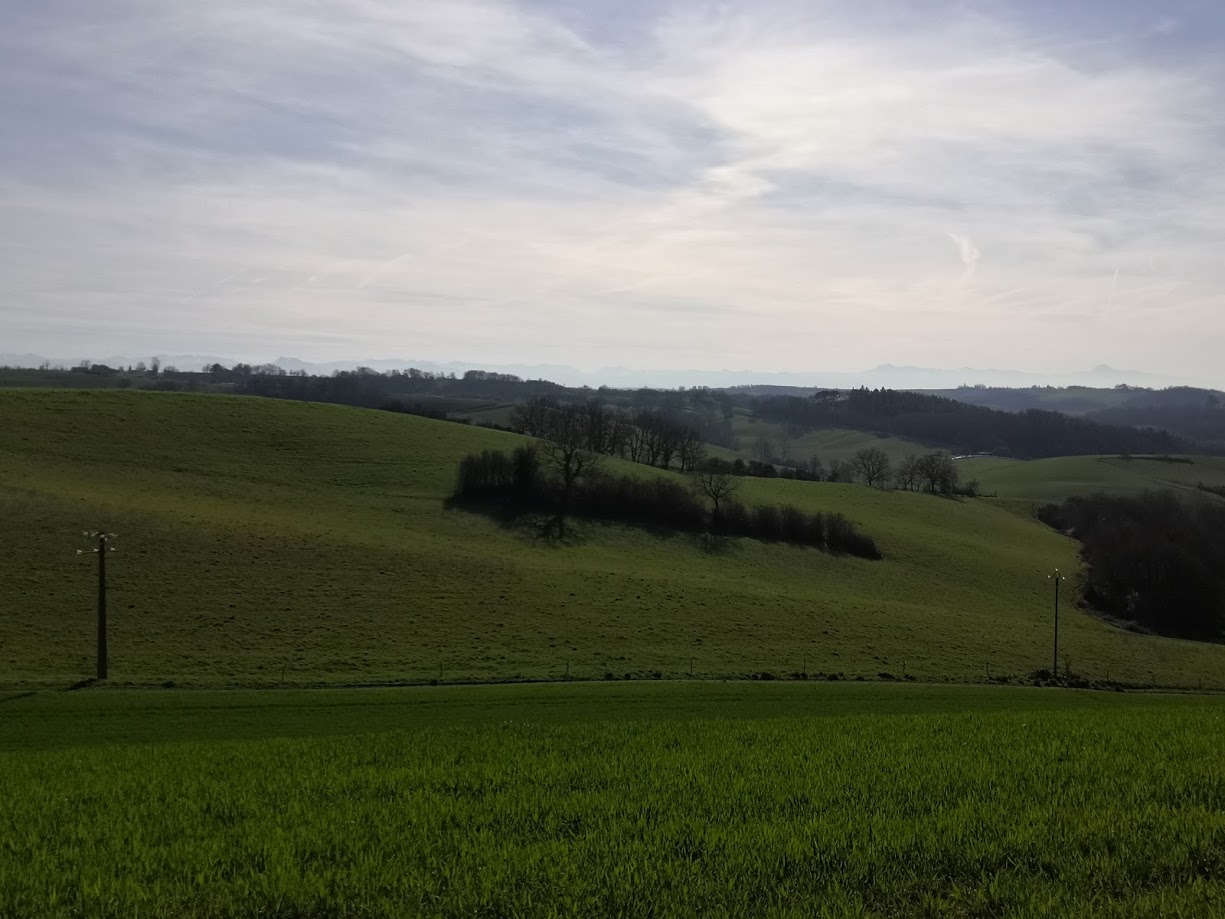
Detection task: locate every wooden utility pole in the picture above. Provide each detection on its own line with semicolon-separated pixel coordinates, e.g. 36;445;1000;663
80;531;115;681
1049;568;1065;678
97;532;108;680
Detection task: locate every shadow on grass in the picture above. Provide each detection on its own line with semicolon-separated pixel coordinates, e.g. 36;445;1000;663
444;495;733;551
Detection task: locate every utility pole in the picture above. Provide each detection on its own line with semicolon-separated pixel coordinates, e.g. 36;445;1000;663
1048;568;1065;678
79;531;116;681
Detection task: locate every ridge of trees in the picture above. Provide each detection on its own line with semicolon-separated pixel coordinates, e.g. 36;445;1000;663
1087;389;1225;448
1037;492;1225;642
511;398;707;472
751;388;1207;459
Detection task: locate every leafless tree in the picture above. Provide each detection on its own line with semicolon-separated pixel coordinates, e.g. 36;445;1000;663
511;396;558;438
915;452;958;494
691;469;741;516
894;454;921;491
581;401;617;454
628;417;653;464
677;429;706;472
777;426;799;463
851;447;892;488
539;405;603;537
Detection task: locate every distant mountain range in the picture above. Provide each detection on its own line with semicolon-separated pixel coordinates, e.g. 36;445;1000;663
0;352;1201;391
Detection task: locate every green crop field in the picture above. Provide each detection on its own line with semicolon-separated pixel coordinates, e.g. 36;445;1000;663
3;389;1225;690
961;454;1225;504
2;683;1223;917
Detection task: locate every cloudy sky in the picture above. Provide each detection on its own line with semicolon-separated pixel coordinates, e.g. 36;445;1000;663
3;1;1224;383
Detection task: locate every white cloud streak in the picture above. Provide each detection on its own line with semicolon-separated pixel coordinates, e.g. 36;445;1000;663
1;0;1224;381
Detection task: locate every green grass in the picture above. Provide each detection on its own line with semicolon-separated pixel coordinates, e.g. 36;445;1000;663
3;388;1225;689
2;683;1224;917
961;454;1225;503
1;681;1194;753
729;413;931;464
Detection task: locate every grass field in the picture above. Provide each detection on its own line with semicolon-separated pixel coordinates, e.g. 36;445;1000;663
961;454;1225;503
2;683;1224;917
3;389;1225;689
729;413;931;465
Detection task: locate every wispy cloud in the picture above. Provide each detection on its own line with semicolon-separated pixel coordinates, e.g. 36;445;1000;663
947;234;982;285
2;0;1224;381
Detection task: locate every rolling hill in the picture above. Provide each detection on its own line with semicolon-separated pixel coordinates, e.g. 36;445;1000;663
961;454;1225;504
2;389;1224;689
727;414;930;465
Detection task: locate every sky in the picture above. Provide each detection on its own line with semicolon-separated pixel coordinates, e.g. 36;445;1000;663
2;0;1224;384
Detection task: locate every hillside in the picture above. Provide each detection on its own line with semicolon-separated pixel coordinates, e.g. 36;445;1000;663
726;414;929;465
961;454;1225;504
752;389;1206;459
939;385;1225;447
3;389;1224;689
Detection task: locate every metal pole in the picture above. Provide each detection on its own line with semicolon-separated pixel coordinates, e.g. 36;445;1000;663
97;533;108;681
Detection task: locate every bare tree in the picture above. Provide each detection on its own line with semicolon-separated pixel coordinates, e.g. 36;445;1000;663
850;447;891;488
915;452;958;494
539;405;603;537
894;454;921;491
511;397;558;438
753;434;774;464
628;416;653;464
677;429;706;472
691;469;741;517
607;412;632;458
777;427;793;462
580;401;615;453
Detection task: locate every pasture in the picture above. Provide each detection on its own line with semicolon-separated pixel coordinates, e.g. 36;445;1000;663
2;390;1225;689
961;454;1225;504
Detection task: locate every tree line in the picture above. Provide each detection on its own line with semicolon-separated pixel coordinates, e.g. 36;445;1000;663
1037;492;1225;641
751;388;1208;459
450;446;881;559
699;447;971;495
511;398;708;472
1087;388;1225;449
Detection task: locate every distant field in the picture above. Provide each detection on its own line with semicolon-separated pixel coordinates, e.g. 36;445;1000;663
2;683;1223;917
3;389;1225;689
457;402;518;428
461;405;930;464
961;454;1225;503
729;414;931;464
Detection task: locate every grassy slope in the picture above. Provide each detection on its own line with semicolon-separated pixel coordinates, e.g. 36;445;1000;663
962;454;1225;503
3;389;1224;688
